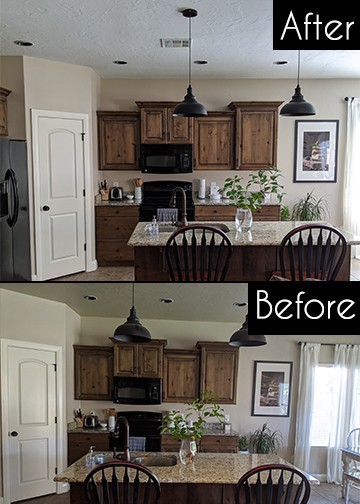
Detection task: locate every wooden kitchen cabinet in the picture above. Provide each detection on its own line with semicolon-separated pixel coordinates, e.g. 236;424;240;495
73;345;113;401
194;112;235;170
196;342;239;404
0;87;11;136
161;434;238;453
163;349;200;402
195;204;280;221
95;205;139;266
228;101;282;170
113;340;167;378
136;101;193;144
97;111;140;170
67;432;110;466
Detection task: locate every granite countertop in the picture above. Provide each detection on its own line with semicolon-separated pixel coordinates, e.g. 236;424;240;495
68;426;111;434
192;197;280;206
127;221;360;248
54;451;319;485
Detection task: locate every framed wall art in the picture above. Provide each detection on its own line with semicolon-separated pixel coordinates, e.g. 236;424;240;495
252;361;293;417
294;120;339;182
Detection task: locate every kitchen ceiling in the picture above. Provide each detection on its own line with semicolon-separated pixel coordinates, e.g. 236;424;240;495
0;283;248;323
1;0;359;79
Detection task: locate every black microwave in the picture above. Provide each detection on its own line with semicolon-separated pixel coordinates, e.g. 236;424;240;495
140;144;193;174
113;377;162;405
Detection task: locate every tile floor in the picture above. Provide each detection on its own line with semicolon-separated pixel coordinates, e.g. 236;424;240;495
52;259;360;282
16;482;360;504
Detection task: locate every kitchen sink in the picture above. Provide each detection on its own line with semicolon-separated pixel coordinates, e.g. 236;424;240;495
131;455;177;467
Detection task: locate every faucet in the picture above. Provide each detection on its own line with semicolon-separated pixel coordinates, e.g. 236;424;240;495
169;187;188;227
111;416;130;462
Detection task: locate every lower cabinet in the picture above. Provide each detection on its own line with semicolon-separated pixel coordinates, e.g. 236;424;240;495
195;204;280;221
161;434;238;453
95;206;139;265
68;432;110;466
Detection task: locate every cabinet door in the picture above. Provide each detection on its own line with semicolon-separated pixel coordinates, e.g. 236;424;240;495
140;108;166;143
167;108;193;144
195;204;280;222
194;113;234;170
97;112;139;170
228;101;282;170
74;345;113;400
113;344;138;376
138;344;163;378
68;433;110;465
163;350;200;402
196;342;239;404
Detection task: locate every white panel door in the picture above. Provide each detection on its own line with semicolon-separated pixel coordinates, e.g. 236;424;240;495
8;346;57;502
35;114;86;280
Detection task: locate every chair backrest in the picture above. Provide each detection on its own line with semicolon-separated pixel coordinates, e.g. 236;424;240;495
84;461;161;504
347;428;360;451
236;464;311;504
279;224;347;281
165;224;233;281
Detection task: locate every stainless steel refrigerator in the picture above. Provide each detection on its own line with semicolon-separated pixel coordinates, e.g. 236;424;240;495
0;138;31;280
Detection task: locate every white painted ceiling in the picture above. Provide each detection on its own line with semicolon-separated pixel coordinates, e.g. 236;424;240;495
1;0;359;79
0;282;248;323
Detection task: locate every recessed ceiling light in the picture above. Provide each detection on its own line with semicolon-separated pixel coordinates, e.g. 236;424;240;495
273;60;288;65
160;298;174;304
194;60;208;65
84;295;97;301
113;60;127;65
233;302;247;307
14;40;33;47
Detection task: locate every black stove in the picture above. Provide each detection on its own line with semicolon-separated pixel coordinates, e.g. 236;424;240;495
139;180;194;222
109;411;163;453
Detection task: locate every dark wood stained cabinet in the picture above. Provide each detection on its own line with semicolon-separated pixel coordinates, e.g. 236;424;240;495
0;87;11;136
97;111;140;170
95;206;139;266
67;432;110;466
163;349;200;402
161;434;238;453
196;342;239;404
195;204;281;221
73;345;113;401
113;340;166;378
136;102;193;144
228;101;282;171
194;112;234;170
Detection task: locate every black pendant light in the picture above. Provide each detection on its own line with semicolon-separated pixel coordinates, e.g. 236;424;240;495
173;9;207;118
113;284;151;343
280;50;316;117
229;314;267;347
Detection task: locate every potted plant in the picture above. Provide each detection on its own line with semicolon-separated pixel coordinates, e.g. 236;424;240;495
248;422;283;454
161;390;224;464
238;434;249;454
289;190;329;221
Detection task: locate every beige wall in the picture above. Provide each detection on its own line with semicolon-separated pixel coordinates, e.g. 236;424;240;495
0;56;26;139
99;77;360;227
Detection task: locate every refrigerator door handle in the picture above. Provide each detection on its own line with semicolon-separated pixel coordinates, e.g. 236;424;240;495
5;168;19;228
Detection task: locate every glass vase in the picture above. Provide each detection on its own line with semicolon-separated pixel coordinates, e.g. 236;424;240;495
179;438;197;465
235;207;253;231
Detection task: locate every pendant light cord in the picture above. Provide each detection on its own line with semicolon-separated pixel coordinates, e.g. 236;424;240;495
132;283;134;307
297;49;300;87
188;15;192;87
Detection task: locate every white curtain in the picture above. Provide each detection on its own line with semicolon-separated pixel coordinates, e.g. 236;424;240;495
343;97;360;259
294;343;321;472
327;344;360;483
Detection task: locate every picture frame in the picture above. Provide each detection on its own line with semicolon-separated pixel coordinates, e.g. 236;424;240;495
294;120;339;183
252;361;293;417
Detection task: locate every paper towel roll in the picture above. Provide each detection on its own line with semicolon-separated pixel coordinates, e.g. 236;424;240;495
199;179;206;199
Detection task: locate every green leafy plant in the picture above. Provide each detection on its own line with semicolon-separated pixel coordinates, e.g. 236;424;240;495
290;190;329;221
248;422;283;454
238;435;249;451
220;166;284;211
280;204;291;221
160;390;224;442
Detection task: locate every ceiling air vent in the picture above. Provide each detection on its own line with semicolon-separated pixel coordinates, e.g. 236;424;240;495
160;38;191;48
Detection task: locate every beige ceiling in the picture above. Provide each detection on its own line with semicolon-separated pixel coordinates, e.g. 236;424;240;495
0;282;248;323
1;0;359;79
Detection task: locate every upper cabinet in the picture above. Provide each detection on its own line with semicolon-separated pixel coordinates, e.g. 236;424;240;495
228;101;282;171
194;112;235;170
0;87;11;137
97;111;140;170
136;102;193;144
113;340;167;378
74;345;113;401
162;349;200;403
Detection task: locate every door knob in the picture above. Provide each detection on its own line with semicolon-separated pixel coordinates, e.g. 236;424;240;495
42;205;50;211
10;431;18;437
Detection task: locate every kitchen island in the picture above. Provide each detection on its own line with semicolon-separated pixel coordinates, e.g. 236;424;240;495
127;221;360;281
54;451;319;504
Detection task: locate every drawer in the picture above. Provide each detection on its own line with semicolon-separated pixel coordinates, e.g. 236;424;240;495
195;205;236;220
96;206;139;218
253;205;280;221
96;239;134;265
96;217;138;239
